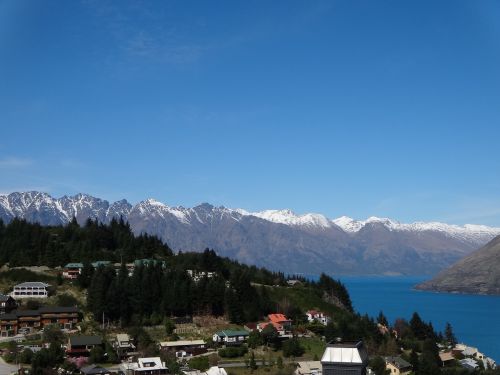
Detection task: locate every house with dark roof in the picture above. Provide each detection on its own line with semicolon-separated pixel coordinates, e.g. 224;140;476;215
159;340;206;358
385;356;413;375
16;310;41;332
0;294;17;314
0;306;81;336
67;335;103;357
39;306;80;330
0;313;18;337
80;364;111;375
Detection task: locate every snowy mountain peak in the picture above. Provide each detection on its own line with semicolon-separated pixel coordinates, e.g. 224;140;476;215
332;216;363;232
250;209;332;228
143;198;167;207
1;191;500;247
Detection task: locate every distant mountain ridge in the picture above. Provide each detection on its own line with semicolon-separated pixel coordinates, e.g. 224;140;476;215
1;191;499;276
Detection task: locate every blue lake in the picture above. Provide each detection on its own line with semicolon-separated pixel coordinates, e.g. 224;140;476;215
337;276;500;361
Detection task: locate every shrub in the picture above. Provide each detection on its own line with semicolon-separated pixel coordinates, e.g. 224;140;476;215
189;356;210;371
218;346;248;358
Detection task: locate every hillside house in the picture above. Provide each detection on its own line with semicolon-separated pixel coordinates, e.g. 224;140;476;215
0;294;17;314
63;263;83;279
0;313;18;337
122;357;168;375
80;364;111;375
385;356;412;375
306;310;331;326
187;270;216;282
113;333;136;358
135;259;166;268
16;310;42;332
439;352;455;367
39;306;80;329
10;282;50;298
212;330;249;346
295;361;322;375
67;335;103;357
258;313;292;336
459;358;479;371
321;340;369;375
0;306;81;336
159;340;206;358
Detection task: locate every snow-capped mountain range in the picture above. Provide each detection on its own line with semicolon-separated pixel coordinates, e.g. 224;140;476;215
1;191;499;275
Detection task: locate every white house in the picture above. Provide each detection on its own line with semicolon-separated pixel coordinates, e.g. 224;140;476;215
122;357;168;375
10;282;50;299
295;361;322;375
212;330;248;345
187;270;216;282
306;310;330;325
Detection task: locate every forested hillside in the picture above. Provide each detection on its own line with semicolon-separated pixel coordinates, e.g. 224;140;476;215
0;217;171;266
0;218;355;330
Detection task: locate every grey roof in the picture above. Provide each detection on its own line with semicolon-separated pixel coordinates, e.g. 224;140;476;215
39;306;80;314
460;358;479;370
0;294;13;302
386;356;412;370
69;335;102;346
321;341;369;365
65;263;83;268
14;310;40;317
215;330;249;337
14;282;50;288
81;364;110;375
0;313;17;320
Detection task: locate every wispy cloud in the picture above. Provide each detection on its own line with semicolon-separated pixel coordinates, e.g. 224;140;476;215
0;157;33;169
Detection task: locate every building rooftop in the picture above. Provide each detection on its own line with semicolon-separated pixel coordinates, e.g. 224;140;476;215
14;309;41;317
385;356;412;370
215;330;249;337
39;306;79;314
296;361;322;374
460;358;479;370
14;282;50;288
0;313;17;320
160;340;205;347
65;263;84;268
116;333;131;342
80;364;110;375
439;352;455;362
269;313;291;323
0;294;13;302
69;335;102;346
137;357;167;370
321;340;368;365
91;261;111;268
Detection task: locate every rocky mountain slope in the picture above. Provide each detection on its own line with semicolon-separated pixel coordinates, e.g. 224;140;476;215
1;191;499;275
416;235;500;294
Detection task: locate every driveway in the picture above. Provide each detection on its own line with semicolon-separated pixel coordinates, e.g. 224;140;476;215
0;357;18;375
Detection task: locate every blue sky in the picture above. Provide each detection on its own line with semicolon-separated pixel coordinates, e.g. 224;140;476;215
1;0;500;225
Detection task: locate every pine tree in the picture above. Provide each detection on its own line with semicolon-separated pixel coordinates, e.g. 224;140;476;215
377;311;389;327
444;322;457;346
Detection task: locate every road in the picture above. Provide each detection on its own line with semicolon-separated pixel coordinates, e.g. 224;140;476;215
0;357;18;375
